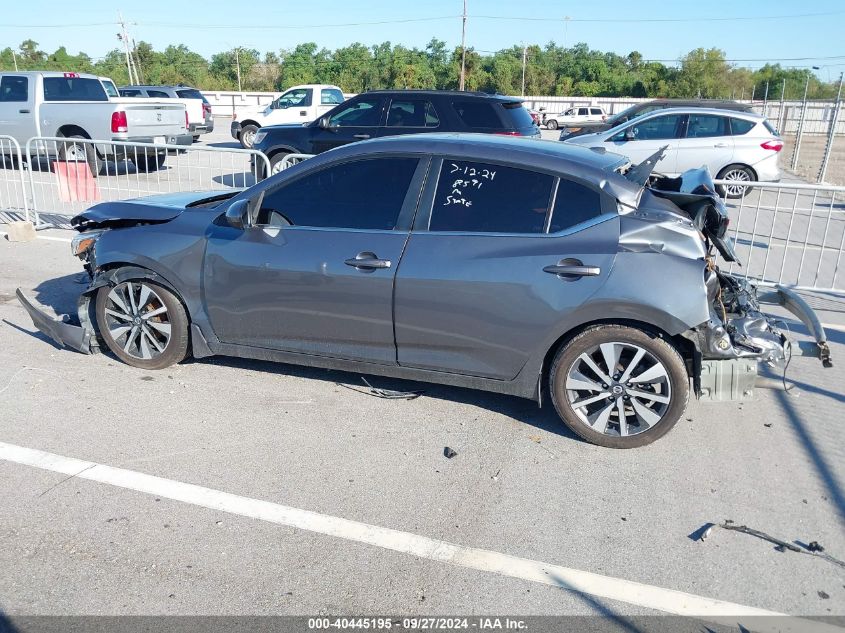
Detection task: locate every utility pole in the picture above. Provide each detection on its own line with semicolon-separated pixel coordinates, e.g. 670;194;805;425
459;0;467;91
521;44;527;96
235;47;242;92
11;50;18;71
791;68;818;170
117;12;137;84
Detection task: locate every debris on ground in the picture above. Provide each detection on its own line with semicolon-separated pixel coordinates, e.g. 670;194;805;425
337;377;424;400
443;447;458;459
696;521;845;569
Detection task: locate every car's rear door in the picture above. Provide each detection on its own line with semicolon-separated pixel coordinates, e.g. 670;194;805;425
393;157;619;380
203;155;427;363
674;113;734;173
379;97;441;138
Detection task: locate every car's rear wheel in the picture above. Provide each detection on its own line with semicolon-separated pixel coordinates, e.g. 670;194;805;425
58;135;102;177
95;279;189;370
269;151;294;176
545;119;558;130
549;324;689;448
716;164;755;199
134;152;166;173
239;124;259;149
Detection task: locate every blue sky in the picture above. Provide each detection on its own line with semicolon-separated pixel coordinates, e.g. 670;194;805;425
3;0;844;79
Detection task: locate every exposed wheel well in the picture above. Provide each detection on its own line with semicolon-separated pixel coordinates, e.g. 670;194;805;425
539;319;695;395
56;125;91;140
239;120;260;130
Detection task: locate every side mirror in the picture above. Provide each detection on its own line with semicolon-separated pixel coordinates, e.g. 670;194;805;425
318;116;331;129
225;198;251;229
624;128;637;141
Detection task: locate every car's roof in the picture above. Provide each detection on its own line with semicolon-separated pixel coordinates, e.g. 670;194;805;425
647;98;747;106
636;106;765;120
360;89;523;102
120;85;198;90
300;133;642;205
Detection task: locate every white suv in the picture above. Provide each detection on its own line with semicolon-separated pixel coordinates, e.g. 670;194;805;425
564;107;782;198
543;105;606;130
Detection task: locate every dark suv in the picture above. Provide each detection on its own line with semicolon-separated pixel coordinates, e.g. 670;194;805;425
253;90;540;174
558;99;754;140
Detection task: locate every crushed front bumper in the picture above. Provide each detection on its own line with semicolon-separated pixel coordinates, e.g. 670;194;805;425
16;288;96;354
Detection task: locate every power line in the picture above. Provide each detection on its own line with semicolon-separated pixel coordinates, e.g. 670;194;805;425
472;10;845;23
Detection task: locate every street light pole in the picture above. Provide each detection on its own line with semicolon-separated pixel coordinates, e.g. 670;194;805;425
521;45;527;96
459;0;467;91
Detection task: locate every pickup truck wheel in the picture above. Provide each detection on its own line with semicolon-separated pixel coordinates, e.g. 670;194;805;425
58;136;102;177
134;152;166;173
545;119;558;130
95;280;189;370
239;124;259;149
549;324;689;448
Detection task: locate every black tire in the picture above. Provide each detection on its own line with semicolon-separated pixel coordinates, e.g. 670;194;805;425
239;123;259;149
134;152;166;173
715;164;755;199
545;118;558;130
57;135;102;177
95;279;189;370
549;324;689;448
192;135;200;143
269;151;292;177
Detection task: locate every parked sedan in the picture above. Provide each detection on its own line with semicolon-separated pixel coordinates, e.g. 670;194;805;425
564;107;783;197
17;135;829;448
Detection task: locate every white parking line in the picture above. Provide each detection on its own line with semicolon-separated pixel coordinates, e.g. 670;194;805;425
0;230;72;243
0;441;839;632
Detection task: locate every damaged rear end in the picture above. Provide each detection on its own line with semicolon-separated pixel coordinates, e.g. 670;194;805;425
642;166;832;400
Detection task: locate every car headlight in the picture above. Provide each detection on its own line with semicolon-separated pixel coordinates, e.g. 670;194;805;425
253;131;267;145
71;229;104;257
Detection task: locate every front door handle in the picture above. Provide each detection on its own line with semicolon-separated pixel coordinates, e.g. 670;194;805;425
345;252;391;270
713;143;728;148
353;134;371;139
300;110;307;116
19;109;30;114
543;259;601;279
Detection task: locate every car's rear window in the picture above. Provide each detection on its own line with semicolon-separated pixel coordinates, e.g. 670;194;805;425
176;89;205;101
452;101;503;128
43;77;108;102
500;101;534;128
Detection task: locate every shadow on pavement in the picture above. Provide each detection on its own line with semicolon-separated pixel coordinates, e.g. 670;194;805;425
212;172;256;188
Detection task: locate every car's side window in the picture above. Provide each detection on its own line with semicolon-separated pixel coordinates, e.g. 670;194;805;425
730;117;756;135
147;90;171;98
611;114;684;141
548;179;604;233
279;88;311;107
578;107;589;116
685;114;729;138
429;161;554;234
119;89;142;97
451;101;502;128
590;108;603;115
328;98;384;127
564;108;575;116
386;100;440;127
321;88;344;105
0;76;28;102
256;158;418;230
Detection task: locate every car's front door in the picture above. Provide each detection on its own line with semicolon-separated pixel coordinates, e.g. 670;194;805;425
310;96;386;153
607;112;685;174
203;155;425;363
394;158;619;380
675;113;734;173
265;87;312;125
0;74;37;143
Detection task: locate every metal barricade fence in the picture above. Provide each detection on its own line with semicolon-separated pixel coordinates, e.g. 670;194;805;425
22;136;271;228
272;153;315;174
0;135;32;224
715;179;845;294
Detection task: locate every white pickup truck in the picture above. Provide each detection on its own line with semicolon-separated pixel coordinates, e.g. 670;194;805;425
0;71;191;175
230;84;345;148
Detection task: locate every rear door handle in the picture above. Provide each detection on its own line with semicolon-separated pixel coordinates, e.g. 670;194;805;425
345;252;391;270
300;110;307;116
19;109;30;114
353;134;371;139
543;261;601;278
713;143;728;148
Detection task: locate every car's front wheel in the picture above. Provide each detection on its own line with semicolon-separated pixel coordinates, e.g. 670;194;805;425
549;324;689;448
545;119;558;130
95;279;189;370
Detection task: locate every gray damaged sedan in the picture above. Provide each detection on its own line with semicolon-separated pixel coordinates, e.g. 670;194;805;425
17;134;832;448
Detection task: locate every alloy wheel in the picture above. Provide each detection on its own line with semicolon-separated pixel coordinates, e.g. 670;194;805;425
102;281;172;360
722;168;751;197
564;341;672;437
